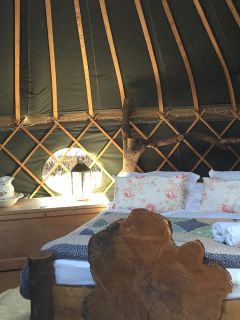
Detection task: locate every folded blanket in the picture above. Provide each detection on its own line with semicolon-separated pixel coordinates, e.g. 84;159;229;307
225;223;240;247
212;222;234;243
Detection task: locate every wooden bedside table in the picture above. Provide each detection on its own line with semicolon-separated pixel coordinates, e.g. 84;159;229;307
0;195;107;293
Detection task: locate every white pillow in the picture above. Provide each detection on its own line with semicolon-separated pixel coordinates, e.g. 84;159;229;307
199;178;240;213
113;175;185;212
184;182;204;211
118;171;200;209
209;169;240;180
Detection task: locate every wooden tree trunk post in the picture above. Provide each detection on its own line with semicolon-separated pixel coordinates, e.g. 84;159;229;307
82;209;232;320
123;138;145;172
121;98;184;172
121;98;240;172
29;250;54;320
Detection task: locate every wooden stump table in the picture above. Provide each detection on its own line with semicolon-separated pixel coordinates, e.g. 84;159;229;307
82;209;232;320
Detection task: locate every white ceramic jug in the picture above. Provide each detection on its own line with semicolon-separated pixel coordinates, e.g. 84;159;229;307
0;176;15;199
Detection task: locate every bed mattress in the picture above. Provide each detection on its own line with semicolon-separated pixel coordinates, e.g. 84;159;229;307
20;208;240;299
53;259;240;299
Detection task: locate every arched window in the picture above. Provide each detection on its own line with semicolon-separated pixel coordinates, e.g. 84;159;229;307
42;147;102;196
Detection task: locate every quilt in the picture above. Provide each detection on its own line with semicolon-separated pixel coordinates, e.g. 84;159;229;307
20;210;240;299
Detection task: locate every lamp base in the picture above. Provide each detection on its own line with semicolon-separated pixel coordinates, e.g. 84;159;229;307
76;198;89;201
72;196;89;201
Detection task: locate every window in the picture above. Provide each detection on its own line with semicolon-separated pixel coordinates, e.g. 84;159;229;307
42;147;102;196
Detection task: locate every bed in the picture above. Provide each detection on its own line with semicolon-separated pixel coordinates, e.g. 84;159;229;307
20;170;240;319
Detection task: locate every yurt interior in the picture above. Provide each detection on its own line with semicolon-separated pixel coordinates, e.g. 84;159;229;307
0;0;240;319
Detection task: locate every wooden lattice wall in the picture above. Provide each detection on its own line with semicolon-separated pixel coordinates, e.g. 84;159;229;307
0;107;240;198
0;0;239;198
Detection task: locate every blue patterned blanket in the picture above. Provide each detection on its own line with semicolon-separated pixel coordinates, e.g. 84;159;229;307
20;210;240;299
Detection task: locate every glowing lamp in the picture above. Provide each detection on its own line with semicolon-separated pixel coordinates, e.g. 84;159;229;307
71;162;91;200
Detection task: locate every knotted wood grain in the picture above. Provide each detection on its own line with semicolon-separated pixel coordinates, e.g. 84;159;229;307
82;209;232;320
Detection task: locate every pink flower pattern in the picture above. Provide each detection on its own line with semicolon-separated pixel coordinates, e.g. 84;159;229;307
166;190;175;200
124;189;133;198
200;178;240;213
219;204;233;213
114;175;185;212
146;203;157;211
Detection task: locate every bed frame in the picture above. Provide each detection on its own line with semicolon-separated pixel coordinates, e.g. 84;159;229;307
29;210;240;320
28;99;240;319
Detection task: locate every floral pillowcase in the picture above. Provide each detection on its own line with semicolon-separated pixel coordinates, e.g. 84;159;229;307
113;175;186;212
199;178;240;213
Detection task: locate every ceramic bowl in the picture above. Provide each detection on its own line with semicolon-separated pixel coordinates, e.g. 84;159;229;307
0;193;24;208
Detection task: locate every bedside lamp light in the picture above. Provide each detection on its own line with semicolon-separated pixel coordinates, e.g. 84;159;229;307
71;162;92;200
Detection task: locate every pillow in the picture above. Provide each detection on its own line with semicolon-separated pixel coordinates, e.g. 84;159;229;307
199;178;240;213
113;175;185;212
184;182;204;211
209;169;240;181
119;170;199;183
118;171;200;209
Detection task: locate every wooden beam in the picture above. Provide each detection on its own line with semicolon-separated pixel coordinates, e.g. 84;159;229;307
193;0;237;112
0;144;55;196
1;125;21;147
90;127;122;168
12;123;58;177
0;105;238;128
99;0;125;106
162;0;199;113
160;111;214;170
90;117;123;154
191;115;239;171
226;0;240;28
134;0;164;113
74;0;93;116
15;0;21;124
45;0;58;119
21;125;71;174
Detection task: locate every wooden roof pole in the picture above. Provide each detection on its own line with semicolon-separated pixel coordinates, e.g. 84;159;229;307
15;0;20;124
74;0;93;117
134;0;164;114
99;0;125;106
45;0;58;120
162;0;199;113
226;0;240;28
193;0;237;113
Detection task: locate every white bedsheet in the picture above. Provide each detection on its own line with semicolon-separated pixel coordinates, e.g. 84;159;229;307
54;259;240;300
53;207;240;300
106;202;240;220
54;260;94;285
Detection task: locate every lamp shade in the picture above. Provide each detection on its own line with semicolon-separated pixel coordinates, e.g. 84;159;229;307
71;162;91;200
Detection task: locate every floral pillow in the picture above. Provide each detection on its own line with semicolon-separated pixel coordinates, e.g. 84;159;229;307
117;171;200;209
113;175;185;212
199;178;240;213
209;169;240;180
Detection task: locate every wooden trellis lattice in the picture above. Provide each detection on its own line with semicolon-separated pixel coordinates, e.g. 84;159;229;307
0;0;239;198
0;105;240;198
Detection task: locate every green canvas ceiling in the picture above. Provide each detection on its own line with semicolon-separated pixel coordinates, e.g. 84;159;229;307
0;0;239;198
0;0;239;117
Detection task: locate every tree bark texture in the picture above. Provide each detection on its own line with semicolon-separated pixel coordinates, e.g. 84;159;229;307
82;209;232;320
121;98;240;172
